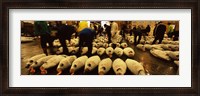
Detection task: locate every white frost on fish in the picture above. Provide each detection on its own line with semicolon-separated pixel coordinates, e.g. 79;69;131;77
114;47;123;57
123;47;135;58
68;47;79;54
105;47;114;58
25;54;46;68
97;47;105;56
136;44;145;51
92;47;98;55
57;55;77;75
29;55;55;74
81;47;88;55
168;51;179;60
125;59;145;75
112;58;127;75
121;42;128;48
150;49;171;61
103;43;109;48
69;55;88;75
98;58;112;75
40;55;66;74
84;55;101;73
144;44;152;50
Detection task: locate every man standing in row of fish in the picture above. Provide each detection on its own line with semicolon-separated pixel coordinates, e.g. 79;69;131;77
132;25;150;45
77;21;96;57
56;21;77;55
104;24;111;43
152;22;167;44
34;21;54;56
110;21;119;49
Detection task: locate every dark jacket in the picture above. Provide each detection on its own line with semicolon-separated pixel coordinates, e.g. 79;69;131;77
155;24;166;38
34;21;50;35
57;24;76;41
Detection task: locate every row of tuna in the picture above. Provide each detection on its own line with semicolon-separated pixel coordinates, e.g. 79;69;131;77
53;39;127;49
25;54;146;75
135;44;179;61
150;49;179;61
57;46;135;58
125;34;179;45
136;44;179;52
126;34;180;72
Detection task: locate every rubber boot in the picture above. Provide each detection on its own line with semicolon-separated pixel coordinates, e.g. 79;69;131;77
42;48;48;56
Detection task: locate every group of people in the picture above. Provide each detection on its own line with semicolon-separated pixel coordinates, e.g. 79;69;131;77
131;24;151;45
130;22;178;45
34;21;179;56
34;21;120;57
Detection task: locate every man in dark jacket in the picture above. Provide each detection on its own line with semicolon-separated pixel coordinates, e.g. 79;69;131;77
77;28;96;57
34;21;54;56
153;23;158;36
120;24;127;38
104;24;111;43
56;21;77;55
152;22;166;44
145;25;151;35
133;26;142;45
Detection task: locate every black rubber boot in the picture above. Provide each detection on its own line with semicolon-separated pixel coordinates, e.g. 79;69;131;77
42;48;48;56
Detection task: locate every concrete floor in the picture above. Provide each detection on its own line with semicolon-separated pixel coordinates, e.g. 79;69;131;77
21;38;178;75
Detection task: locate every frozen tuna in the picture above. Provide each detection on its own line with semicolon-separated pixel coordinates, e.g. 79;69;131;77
40;55;66;75
69;55;88;75
144;44;152;50
106;47;114;58
168;45;179;51
112;58;127;75
150;49;171;61
57;55;77;75
123;47;135;58
121;42;128;48
125;59;145;75
103;43;109;48
109;43;113;47
114;47;123;57
116;43;121;48
84;55;101;73
97;47;106;56
81;47;88;55
29;55;55;74
25;54;46;68
136;44;145;51
168;51;179;60
68;47;79;54
92;47;98;55
98;58;113;75
174;60;179;66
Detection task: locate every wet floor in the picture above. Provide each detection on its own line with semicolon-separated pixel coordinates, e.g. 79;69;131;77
21;38;179;75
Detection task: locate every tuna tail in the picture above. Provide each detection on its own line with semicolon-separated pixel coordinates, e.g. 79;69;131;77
70;69;75;75
57;68;62;75
98;71;105;75
41;70;47;75
145;69;150;75
29;66;36;74
40;66;47;75
138;70;145;75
